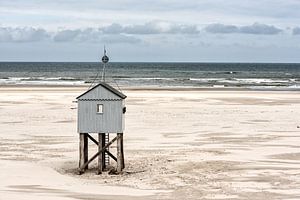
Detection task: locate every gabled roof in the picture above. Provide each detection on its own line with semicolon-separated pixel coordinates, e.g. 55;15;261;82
76;82;127;99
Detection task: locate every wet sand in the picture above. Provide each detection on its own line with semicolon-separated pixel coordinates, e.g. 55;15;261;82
0;86;300;200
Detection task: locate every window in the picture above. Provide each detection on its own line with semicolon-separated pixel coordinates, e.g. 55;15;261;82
97;104;103;113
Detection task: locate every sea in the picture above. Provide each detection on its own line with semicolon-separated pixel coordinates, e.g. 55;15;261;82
0;62;300;90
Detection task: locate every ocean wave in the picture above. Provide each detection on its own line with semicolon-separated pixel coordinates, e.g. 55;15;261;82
115;77;175;81
189;78;294;85
0;77;85;85
0;76;299;89
108;77;299;87
288;85;300;88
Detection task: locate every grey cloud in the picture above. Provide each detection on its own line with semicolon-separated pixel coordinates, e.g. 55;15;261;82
0;22;286;44
205;24;238;34
42;21;200;43
53;28;101;42
53;30;81;42
53;28;140;44
122;23;161;34
101;34;141;44
0;26;142;44
168;24;199;34
292;27;300;35
100;23;124;34
205;23;283;35
239;23;282;35
100;22;199;35
0;27;49;42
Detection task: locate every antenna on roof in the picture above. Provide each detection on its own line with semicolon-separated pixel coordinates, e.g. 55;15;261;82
101;45;109;82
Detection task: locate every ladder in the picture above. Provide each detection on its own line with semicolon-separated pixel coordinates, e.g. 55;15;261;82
105;133;110;166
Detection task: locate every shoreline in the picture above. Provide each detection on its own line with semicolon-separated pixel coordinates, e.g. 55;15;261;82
0;84;300;92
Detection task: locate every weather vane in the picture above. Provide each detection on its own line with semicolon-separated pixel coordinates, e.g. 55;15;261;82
101;46;109;82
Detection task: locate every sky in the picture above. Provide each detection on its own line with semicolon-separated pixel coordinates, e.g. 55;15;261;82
0;0;300;62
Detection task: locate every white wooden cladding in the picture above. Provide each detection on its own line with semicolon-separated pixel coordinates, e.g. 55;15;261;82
77;85;125;133
78;100;124;133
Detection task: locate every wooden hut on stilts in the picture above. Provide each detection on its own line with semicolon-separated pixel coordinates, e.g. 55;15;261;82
76;48;126;175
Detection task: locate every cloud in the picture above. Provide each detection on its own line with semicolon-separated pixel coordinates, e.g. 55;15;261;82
0;26;142;44
205;23;283;35
53;28;101;42
52;21;200;42
53;30;82;42
100;22;199;35
101;34;141;44
0;21;198;43
168;24;199;34
0;27;49;42
0;21;286;44
100;23;124;34
120;23;162;34
292;27;300;35
53;28;140;44
239;23;282;35
205;24;239;34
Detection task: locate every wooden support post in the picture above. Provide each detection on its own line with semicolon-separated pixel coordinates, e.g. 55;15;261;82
117;133;124;173
97;133;104;174
121;134;125;169
102;133;106;169
79;133;88;172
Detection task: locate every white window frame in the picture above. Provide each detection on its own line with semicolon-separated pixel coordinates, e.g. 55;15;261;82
97;104;103;114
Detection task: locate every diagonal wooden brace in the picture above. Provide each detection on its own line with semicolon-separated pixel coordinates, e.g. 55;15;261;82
86;134;117;162
105;150;117;162
78;135;119;174
87;134;98;145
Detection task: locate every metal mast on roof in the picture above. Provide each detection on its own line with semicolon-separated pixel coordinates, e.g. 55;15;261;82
101;46;109;82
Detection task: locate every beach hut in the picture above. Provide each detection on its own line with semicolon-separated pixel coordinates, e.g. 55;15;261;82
76;82;126;174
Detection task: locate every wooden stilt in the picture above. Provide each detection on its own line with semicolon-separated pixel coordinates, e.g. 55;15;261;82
79;133;88;173
97;133;104;174
121;134;125;169
117;133;124;173
102;133;106;169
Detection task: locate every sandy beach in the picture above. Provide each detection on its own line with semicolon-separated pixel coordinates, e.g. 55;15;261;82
0;86;300;200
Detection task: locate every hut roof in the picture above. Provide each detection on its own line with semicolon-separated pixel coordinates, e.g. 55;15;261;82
76;82;127;99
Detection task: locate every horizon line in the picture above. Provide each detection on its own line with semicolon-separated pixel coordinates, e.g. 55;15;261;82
1;61;300;64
